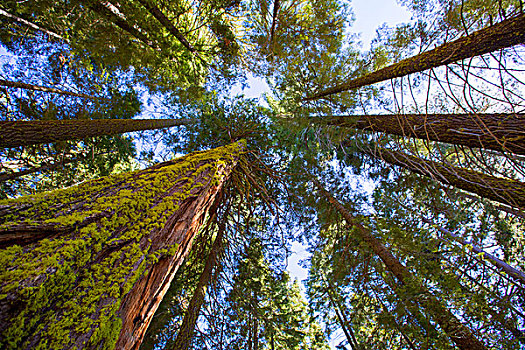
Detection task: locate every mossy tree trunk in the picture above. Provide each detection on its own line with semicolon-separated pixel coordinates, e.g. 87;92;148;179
0;119;191;148
312;178;488;350
315;113;525;155
0;141;245;350
0;79;96;100
306;14;525;100
364;147;525;210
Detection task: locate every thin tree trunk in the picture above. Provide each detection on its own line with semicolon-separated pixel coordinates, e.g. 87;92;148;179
363;147;525;210
0;9;66;41
137;0;202;60
312;178;488;350
0;79;97;100
0;151;113;182
82;0;160;50
422;217;525;286
306;14;525;100
268;0;280;51
370;285;418;350
0;141;245;350
315;113;525;155
0;118;192;148
324;279;360;350
169;212;227;350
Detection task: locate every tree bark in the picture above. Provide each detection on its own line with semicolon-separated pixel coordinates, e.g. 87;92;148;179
312;178;488;350
137;0;201;58
306;14;525;100
0;79;97;100
315;113;525;155
0;118;192;148
363;147;525;210
0;141;245;350
169;213;226;350
422;217;525;286
82;0;160;50
0;9;66;41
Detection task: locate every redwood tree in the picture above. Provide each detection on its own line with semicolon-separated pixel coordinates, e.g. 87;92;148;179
0;119;191;148
315;113;525;155
312;178;488;350
306;13;525;100
0;141;245;350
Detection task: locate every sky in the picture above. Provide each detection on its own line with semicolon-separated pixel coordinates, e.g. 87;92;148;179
1;1;412;347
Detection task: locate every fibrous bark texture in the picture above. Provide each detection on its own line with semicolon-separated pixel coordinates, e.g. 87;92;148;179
365;147;525;210
306;14;525;100
317;113;525;155
0;141;245;350
0;119;191;148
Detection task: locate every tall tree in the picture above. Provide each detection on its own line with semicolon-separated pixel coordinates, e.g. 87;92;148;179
0;119;191;148
306;13;525;100
312;177;488;350
0;141;245;349
314;113;525;155
363;146;525;209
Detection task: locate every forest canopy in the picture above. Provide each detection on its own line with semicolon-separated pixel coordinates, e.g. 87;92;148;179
0;0;524;349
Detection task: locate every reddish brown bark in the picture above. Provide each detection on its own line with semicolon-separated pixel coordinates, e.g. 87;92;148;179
169;215;226;350
0;119;191;148
313;178;488;350
316;113;525;155
0;142;245;350
306;14;525;100
364;147;525;210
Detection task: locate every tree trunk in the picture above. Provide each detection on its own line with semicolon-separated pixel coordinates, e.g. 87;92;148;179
169;213;227;350
312;178;488;350
137;0;200;57
0;141;245;350
324;279;360;350
0;79;97;100
82;0;160;50
315;113;525;155
364;147;525;210
0;118;192;148
0;151;112;183
0;9;66;41
306;14;525;100
422;217;525;286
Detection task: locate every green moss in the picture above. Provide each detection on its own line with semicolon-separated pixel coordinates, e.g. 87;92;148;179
0;141;245;349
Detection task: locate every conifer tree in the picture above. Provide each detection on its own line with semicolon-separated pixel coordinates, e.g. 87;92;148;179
0;141;245;349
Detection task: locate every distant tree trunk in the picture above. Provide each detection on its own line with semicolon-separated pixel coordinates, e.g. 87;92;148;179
169;212;227;350
0;79;97;100
82;0;160;50
324;279;360;350
0;141;245;350
0;119;192;148
422;218;525;285
268;0;280;51
370;286;418;350
0;9;66;41
315;113;525;155
312;178;488;350
137;0;201;57
0;151;113;183
364;147;525;210
306;14;525;100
